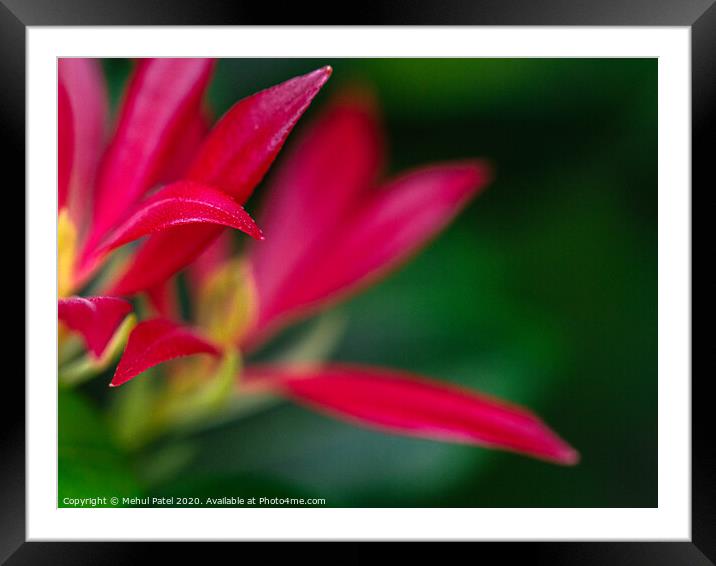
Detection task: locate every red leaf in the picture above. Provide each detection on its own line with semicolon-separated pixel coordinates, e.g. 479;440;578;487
84;58;215;254
249;162;491;343
247;364;579;465
145;279;180;320
111;318;220;387
250;89;384;322
58;81;74;210
108;225;223;296
58;58;109;228
96;181;263;256
187;65;333;203
58;296;131;358
157;109;211;185
108;67;332;296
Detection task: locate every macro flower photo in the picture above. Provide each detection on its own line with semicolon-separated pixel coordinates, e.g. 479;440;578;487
57;58;656;508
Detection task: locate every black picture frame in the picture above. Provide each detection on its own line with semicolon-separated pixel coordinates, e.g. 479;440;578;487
7;0;707;562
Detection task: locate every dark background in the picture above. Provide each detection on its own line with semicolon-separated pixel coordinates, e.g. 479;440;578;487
62;58;657;507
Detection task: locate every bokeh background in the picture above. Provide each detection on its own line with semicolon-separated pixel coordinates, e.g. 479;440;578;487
61;58;657;507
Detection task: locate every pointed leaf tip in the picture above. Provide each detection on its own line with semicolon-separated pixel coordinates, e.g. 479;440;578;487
111;318;220;387
107;67;331;295
97;180;263;256
246;364;578;465
186;64;333;203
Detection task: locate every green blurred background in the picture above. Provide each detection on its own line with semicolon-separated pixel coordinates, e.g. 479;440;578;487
61;58;657;507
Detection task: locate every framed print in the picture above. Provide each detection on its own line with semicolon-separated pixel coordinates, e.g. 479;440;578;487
8;0;708;562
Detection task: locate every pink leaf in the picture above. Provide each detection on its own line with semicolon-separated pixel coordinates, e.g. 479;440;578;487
58;58;109;228
145;279;180;320
250;162;491;343
251;89;384;321
111;318;220;387
96;181;263;256
58;296;131;358
187;65;333;203
108;66;332;296
84;58;215;254
108;225;223;296
58;81;74;210
246;364;579;465
157;109;211;185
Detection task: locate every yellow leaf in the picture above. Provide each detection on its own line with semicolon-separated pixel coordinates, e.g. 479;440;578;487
196;259;258;346
58;209;77;297
154;349;240;432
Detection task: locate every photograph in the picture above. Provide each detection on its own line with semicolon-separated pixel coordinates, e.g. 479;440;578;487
56;56;657;509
